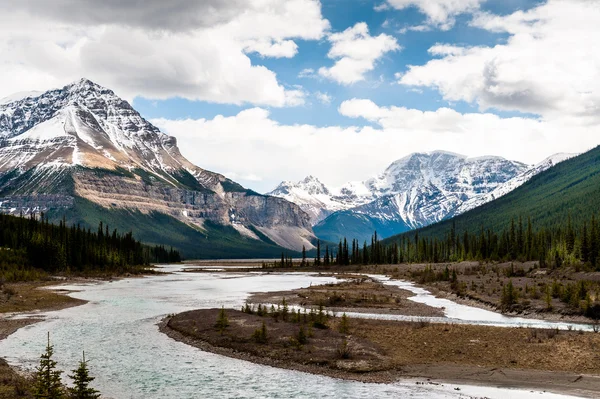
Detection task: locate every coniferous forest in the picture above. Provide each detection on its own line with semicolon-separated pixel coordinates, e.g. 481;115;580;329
275;214;599;269
0;213;181;281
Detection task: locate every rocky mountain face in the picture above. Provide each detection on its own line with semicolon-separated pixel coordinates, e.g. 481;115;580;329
270;151;572;243
0;79;315;253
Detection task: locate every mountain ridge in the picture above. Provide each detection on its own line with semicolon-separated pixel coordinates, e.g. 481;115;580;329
382;145;600;246
269;151;573;243
0;79;315;256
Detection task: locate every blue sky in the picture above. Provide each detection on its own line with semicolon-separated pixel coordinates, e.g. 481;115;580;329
133;0;536;127
1;0;598;192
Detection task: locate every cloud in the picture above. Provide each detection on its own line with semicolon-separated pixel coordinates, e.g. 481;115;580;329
315;91;332;105
298;68;317;78
0;0;330;106
319;22;400;85
3;0;249;32
384;0;485;30
399;0;600;122
153;100;599;192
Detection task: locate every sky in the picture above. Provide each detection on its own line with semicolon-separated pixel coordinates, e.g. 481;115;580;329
1;0;599;192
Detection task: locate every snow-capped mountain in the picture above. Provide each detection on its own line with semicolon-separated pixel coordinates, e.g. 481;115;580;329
457;153;576;214
268;175;376;223
268;176;340;223
270;151;528;224
271;151;565;242
0;79;315;253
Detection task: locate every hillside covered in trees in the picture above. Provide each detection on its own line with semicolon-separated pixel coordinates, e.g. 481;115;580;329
285;146;600;268
0;213;180;281
387;145;600;241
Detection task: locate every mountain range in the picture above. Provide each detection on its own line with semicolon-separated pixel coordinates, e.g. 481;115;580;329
0;79;315;258
268;151;574;243
382;144;600;246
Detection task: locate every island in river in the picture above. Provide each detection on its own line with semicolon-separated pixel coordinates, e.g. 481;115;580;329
162;274;600;398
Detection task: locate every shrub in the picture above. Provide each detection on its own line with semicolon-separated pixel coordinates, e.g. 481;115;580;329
252;322;268;344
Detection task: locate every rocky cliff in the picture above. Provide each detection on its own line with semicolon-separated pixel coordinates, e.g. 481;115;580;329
0;79;315;253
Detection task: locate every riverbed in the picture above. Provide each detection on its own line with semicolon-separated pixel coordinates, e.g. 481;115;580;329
0;265;588;398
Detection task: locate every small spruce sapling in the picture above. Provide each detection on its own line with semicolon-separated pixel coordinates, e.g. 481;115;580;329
68;352;101;399
215;306;230;335
338;313;350;334
33;332;64;399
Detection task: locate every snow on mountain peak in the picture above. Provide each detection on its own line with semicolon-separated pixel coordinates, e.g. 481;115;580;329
270;150;532;229
0;78;193;178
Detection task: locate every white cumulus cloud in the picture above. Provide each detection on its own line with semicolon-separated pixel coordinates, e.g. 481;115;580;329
399;0;600;122
319;22;400;85
0;0;330;106
153;99;599;192
383;0;485;30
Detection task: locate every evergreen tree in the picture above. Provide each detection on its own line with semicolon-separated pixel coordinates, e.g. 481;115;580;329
501;280;518;310
315;240;321;266
68;352;100;399
338;313;350;334
34;332;64;399
215;306;229;335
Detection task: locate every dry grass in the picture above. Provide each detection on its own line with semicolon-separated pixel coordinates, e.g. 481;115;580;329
353;319;600;374
167;309;390;375
249;277;444;317
0;281;85;314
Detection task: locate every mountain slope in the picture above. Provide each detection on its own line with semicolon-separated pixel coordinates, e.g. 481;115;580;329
383;145;600;244
456;153;576;214
0;79;315;257
268;176;371;223
304;151;528;242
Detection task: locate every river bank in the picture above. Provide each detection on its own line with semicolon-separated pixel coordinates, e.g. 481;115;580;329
248;275;444;317
0;280;86;398
0;271;158;398
162;308;600;397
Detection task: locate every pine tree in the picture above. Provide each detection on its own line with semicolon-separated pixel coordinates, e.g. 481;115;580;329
315;240;321;266
34;332;64;399
68;352;100;399
338;313;350;334
501;280;518;310
215;306;229;335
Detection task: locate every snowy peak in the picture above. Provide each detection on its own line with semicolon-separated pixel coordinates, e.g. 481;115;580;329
457;152;577;214
0;78;246;196
270;151;529;228
0;79;317;252
268;175;342;223
274;175;331;197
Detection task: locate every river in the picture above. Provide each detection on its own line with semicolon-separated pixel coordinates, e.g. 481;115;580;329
0;265;586;398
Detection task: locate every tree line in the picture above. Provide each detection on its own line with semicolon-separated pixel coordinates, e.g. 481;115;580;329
0;213;181;281
274;214;600;269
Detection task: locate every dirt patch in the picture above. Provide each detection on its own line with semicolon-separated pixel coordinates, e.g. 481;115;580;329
0;281;87;314
161;309;401;383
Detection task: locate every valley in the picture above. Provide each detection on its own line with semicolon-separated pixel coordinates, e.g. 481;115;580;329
1;265;596;398
2;1;599;398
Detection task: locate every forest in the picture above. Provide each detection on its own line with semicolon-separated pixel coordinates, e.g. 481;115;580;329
0;213;181;281
279;214;600;269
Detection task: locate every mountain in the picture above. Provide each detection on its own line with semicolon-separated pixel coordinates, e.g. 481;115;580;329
271;151;530;243
267;176;371;223
456;153;576;214
383;145;600;245
0;79;315;258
